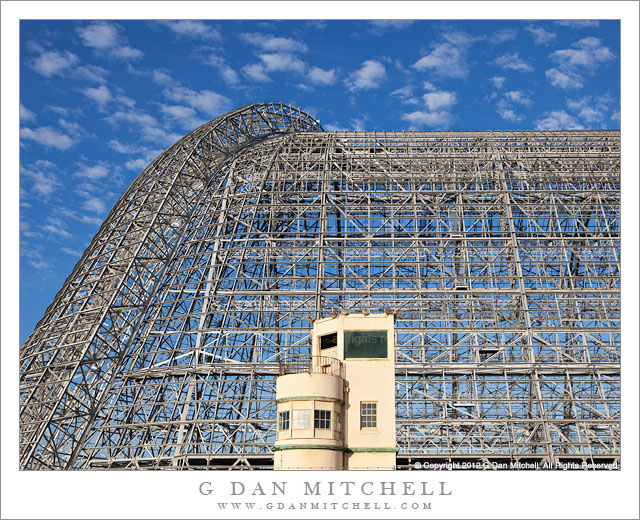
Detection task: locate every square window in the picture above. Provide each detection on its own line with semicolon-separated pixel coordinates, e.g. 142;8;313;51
314;409;331;429
293;409;311;429
278;411;290;431
360;402;377;429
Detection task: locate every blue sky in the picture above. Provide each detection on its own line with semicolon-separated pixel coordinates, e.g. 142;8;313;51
18;19;621;344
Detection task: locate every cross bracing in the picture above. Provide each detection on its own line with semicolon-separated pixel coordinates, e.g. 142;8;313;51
20;103;620;469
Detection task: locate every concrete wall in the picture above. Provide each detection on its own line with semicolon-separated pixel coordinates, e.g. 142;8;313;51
274;372;344;470
314;314;397;470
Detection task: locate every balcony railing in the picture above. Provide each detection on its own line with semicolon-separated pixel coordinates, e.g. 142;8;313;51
278;354;345;379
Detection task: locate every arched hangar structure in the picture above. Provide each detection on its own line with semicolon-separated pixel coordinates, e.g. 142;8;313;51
20;102;620;469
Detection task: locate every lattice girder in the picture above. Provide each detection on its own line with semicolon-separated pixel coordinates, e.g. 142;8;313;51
20;104;620;469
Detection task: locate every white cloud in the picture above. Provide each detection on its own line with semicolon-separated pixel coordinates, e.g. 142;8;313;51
414;43;467;78
239;33;311;83
390;85;419;105
574;106;602;123
62;247;82;257
545;68;584;89
21;126;77;150
159;20;221;41
610;111;620;125
534;110;584;130
21;164;60;196
83;85;112;109
368;20;414;32
400;84;458;129
28;260;53;271
308;66;336;86
305;21;327;31
545;37;615;91
494;52;533;72
42;220;73;239
349;117;369;131
75;64;109;83
403;86;457;128
46;105;84;119
323;122;348;132
494;90;532;123
162;86;231;116
57;119;86;138
402;110;454;129
504;90;532;105
413;31;481;79
46;105;69;116
566;94;614;125
77;163;110;180
260;53;306;74
442;30;484;47
240;33;308;53
107;109;181;146
83;197;106;214
108;139;161;159
32;50;79;77
77;21;119;48
554;20;600;28
111;46;143;60
81;215;104;226
423;91;456;111
525;24;556;45
207;57;240;85
345;60;386;92
490;29;517;45
113;141;159;171
20;104;36;122
76;21;143;60
124;158;150;171
496;99;524;122
160;104;205;130
152;69;175;86
550;37;614;70
40;217;74;241
118;95;136;109
391;85;413;98
491;76;506;89
243;62;271;82
242;52;307;82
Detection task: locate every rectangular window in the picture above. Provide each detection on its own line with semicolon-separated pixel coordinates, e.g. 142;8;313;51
320;332;337;350
335;412;342;433
278;410;290;431
292;409;311;429
360;402;377;429
344;331;388;358
314;409;331;429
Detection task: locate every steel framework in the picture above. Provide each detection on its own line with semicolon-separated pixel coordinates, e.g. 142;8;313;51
20;102;620;470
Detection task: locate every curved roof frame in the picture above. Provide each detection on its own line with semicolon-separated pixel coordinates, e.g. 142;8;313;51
20;102;322;469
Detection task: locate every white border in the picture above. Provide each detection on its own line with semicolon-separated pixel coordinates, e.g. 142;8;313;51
2;2;638;519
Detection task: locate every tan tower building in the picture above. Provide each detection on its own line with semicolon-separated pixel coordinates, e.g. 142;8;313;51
273;313;396;470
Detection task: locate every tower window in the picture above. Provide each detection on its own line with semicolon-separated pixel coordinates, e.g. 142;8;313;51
278;411;290;431
360;402;377;428
320;332;337;350
335;412;342;433
292;409;311;429
314;410;331;429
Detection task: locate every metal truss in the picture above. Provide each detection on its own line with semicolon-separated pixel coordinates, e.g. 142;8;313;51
20;102;620;470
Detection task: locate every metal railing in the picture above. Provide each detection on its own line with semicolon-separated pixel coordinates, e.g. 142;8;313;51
278;354;345;379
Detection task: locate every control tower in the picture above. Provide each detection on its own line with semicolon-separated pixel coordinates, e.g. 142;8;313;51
274;313;396;470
